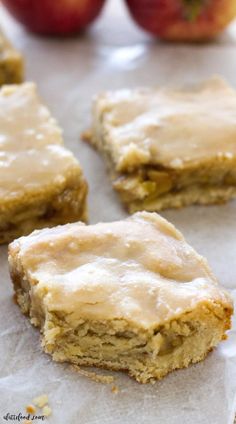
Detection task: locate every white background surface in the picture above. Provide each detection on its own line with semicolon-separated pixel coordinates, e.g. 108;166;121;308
0;1;236;423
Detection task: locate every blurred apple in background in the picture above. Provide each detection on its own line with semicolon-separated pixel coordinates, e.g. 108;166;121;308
125;0;236;41
1;0;106;35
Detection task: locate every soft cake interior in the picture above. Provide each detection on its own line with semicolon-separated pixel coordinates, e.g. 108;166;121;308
86;77;236;212
9;213;233;383
0;83;88;243
0;31;24;85
11;277;231;383
88;111;236;213
113;162;236;212
0;175;87;244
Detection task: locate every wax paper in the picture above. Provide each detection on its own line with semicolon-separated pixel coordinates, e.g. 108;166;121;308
0;1;236;423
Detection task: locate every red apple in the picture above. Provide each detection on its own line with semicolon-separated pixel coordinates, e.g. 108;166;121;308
1;0;106;36
125;0;236;41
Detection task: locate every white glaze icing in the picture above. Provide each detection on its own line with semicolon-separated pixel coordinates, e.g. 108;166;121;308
94;77;236;172
0;83;81;200
11;212;232;328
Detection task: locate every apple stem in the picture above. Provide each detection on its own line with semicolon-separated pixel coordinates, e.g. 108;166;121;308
182;0;206;21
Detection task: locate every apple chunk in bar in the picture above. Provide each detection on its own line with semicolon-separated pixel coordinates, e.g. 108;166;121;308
0;29;24;85
85;76;236;212
8;212;233;383
0;82;87;243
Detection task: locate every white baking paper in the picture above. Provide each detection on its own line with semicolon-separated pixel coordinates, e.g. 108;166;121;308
0;1;236;423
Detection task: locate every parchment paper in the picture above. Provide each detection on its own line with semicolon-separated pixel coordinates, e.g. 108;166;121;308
0;1;236;423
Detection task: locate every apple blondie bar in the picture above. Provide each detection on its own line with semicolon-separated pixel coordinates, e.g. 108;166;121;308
0;82;87;243
0;29;23;85
9;212;233;383
85;76;236;212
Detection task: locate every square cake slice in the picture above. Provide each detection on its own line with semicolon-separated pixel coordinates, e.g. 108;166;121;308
0;29;24;85
8;212;233;383
85;76;236;212
0;82;87;243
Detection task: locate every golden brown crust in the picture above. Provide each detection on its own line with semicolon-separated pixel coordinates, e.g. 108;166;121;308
86;77;236;212
0;29;24;85
0;83;87;243
0;177;88;243
8;212;233;383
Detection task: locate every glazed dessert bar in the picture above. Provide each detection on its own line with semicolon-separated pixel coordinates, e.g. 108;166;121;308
9;212;233;383
0;29;23;85
85;76;236;212
0;83;87;243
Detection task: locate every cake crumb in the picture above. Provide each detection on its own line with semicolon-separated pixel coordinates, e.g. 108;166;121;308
72;365;115;384
81;130;92;142
25;405;36;414
32;394;48;408
111;385;119;394
42;405;52;417
23;420;32;424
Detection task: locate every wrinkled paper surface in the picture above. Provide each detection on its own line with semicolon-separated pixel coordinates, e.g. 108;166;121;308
0;2;236;423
